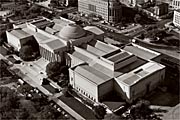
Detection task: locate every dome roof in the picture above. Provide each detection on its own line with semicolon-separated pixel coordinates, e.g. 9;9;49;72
59;24;86;39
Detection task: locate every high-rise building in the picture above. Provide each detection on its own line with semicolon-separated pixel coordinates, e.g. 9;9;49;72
78;0;122;23
154;2;169;16
172;0;180;9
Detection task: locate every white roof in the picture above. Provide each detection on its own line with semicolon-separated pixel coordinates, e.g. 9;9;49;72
89;40;119;53
41;39;66;52
74;65;112;85
124;43;160;60
9;29;32;39
116;61;165;86
23;27;50;43
84;26;104;35
81;44;107;56
59;24;86;39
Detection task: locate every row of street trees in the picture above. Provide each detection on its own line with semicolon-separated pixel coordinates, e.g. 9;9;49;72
0;86;68;119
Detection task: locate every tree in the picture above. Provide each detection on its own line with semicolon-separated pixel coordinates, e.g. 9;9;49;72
134;14;141;23
62;86;72;97
37;106;59;119
0;87;20;119
46;62;62;78
155;30;167;39
93;105;106;119
139;33;145;39
19;45;34;61
129;100;152;119
17;84;33;94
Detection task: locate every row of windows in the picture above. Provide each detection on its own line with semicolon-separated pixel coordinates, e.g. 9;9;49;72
173;0;180;7
90;0;107;5
175;17;180;24
88;4;96;12
76;86;96;101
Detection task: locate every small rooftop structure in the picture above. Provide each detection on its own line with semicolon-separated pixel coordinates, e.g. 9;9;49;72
30;18;54;28
102;50;132;63
45;26;59;35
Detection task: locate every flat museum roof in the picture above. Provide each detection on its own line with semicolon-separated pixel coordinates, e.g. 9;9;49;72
74;65;112;85
9;29;32;39
44;39;66;51
116;62;165;86
124;44;160;60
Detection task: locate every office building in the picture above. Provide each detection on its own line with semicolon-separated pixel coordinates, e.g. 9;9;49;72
172;0;180;9
154;2;169;16
173;9;180;28
78;0;122;23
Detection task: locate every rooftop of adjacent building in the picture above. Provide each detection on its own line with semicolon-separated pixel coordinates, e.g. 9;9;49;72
74;64;112;85
84;26;105;35
30;18;54;28
123;43;161;60
102;50;133;63
116;61;165;86
10;18;68;52
41;39;67;51
7;28;32;39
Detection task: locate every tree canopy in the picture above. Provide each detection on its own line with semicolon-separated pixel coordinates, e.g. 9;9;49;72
129;100;152;119
93;105;106;119
134;14;141;23
46;62;62;78
0;86;66;120
19;45;34;61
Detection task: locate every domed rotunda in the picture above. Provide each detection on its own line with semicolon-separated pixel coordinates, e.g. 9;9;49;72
59;24;86;39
